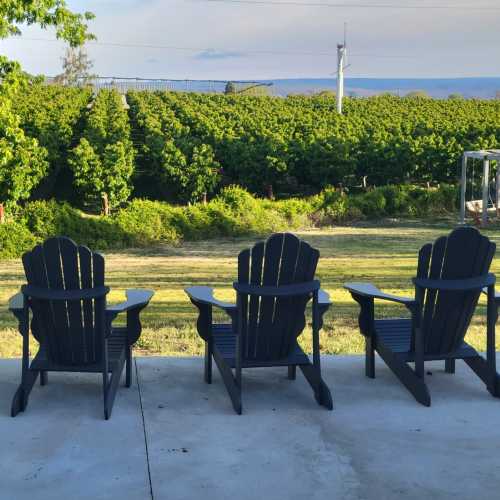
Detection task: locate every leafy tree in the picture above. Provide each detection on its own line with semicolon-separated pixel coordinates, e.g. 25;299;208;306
448;93;463;100
0;58;48;209
54;46;95;86
0;2;94;47
406;90;431;99
126;91;221;203
0;1;94;217
184;144;220;202
69;90;134;213
0;97;48;206
14;83;92;199
224;81;236;94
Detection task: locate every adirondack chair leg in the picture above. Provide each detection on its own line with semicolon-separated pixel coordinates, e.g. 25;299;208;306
212;348;242;414
445;359;455;374
287;365;296;380
299;364;333;410
464;356;500;398
365;336;375;378
104;353;126;420
11;369;40;417
204;339;213;384
377;343;431;406
125;345;132;388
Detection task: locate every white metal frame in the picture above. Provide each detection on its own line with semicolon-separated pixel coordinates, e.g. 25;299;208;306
460;150;500;226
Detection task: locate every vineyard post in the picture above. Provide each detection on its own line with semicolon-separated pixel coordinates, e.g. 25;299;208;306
102;192;110;216
460;154;467;225
496;162;500;217
482;159;489;227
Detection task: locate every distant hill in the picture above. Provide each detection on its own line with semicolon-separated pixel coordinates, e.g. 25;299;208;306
264;77;500;98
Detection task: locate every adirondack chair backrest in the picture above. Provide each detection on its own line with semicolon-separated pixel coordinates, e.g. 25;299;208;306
22;237;107;366
236;233;319;362
415;226;495;355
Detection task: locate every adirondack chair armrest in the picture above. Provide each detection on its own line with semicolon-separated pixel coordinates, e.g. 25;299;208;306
106;289;154;315
106;289;154;343
233;280;320;297
185;286;236;313
413;273;495;292
344;282;416;306
8;292;24;312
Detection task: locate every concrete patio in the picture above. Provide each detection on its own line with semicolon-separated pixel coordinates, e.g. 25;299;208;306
0;355;499;500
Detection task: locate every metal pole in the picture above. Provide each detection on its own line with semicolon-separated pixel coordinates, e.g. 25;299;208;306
460;154;467;225
336;44;346;114
496;160;500;217
482;158;490;227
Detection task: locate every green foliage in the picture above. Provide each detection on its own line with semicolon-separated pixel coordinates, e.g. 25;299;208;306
127;91;500;197
351;189;387;217
14;83;92;199
0;63;48;204
69;89;134;211
127;91;220;203
0;1;94;47
0;221;37;259
7;86;498;211
0;184;458;259
224;82;236;94
114;199;181;245
17;199;127;249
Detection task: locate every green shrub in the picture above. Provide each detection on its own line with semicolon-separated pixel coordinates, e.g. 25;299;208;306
351;189;387;217
271;198;314;228
0;184;460;260
376;185;411;215
115;199;180;246
0;221;37;259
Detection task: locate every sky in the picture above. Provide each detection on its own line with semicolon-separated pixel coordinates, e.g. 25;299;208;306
0;0;499;80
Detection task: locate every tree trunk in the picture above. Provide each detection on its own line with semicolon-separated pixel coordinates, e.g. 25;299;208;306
102;193;110;216
265;184;274;200
202;192;207;205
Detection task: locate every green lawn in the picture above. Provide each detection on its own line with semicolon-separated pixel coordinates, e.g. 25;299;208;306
1;220;499;358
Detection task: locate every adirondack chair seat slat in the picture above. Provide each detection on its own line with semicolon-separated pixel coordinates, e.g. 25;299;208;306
345;226;500;406
375;319;478;360
186;233;333;414
30;328;128;372
212;329;310;368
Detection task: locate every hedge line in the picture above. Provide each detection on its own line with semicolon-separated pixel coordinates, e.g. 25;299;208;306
0;185;457;259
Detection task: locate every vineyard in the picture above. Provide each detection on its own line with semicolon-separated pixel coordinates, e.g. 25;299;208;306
3;84;500;209
0;83;498;257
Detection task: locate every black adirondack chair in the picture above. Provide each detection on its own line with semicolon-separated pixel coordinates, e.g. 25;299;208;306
185;233;333;414
9;237;153;419
345;226;500;406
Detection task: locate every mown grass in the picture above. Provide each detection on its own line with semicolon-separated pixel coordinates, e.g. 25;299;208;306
1;219;500;358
